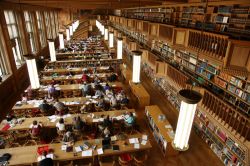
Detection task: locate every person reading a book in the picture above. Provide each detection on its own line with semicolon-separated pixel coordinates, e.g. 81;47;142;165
39;100;54;115
72;116;85;132
30;120;42;138
124;112;135;127
56;118;65;132
62;131;75;145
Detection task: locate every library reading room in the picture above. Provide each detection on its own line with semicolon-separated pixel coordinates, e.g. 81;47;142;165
0;0;249;166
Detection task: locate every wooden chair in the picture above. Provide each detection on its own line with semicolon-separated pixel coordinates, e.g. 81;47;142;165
98;156;116;166
118;154;132;166
132;152;148;166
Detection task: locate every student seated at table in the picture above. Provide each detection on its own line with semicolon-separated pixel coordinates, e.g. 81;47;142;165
38;151;53;166
21;93;28;104
51;78;57;86
124;112;136;127
39;100;54;114
96;96;105;109
103;127;111;138
95;88;104;97
81;72;88;82
72;116;85;131
104;83;110;91
56;118;65;132
80;82;91;97
53;99;66;113
48;84;56;98
30;120;42;137
108;72;117;82
62;131;75;145
98;115;112;132
110;95;118;109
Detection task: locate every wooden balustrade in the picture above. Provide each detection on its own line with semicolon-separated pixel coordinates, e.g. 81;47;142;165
188;29;229;61
166;65;189;88
201;90;250;142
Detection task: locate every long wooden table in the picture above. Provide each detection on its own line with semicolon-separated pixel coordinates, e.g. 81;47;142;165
0;109;136;131
0;133;151;166
12;97;88;111
40;73;113;83
129;81;150;107
39;82;123;92
41;66;111;75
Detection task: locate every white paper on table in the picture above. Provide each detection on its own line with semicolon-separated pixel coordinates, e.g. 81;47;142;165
86;96;91;98
61;145;67;151
85;101;90;105
142;135;148;141
92;96;98;99
97;148;103;155
129;138;139;144
141;140;147;145
134;143;140;149
56;87;61;90
75;146;83;152
114;115;123;120
82;150;92;157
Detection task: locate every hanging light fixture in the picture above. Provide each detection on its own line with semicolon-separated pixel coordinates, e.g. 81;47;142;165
48;39;56;62
109;31;114;48
172;89;202;151
117;37;123;59
59;32;64;49
24;54;40;89
104;27;109;40
66;28;70;41
69;25;73;36
132;50;142;83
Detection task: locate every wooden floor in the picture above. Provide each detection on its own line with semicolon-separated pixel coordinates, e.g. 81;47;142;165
124;57;223;166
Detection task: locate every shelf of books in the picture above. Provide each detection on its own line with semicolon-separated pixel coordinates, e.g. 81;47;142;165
145;105;177;156
108;16;250;166
119;1;250;40
194;106;249;166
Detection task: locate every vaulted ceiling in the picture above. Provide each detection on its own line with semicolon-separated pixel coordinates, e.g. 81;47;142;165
3;0;185;9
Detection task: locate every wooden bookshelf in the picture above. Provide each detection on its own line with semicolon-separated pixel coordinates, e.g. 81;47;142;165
145;105;178;156
129;81;150;108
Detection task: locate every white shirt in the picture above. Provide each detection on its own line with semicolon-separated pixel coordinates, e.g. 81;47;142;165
56;122;65;131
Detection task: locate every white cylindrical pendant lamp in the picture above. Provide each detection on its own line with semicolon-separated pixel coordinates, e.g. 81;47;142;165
117;37;123;59
69;25;73;36
109;32;114;48
24;54;40;89
104;28;108;40
101;25;105;35
132;50;142;83
59;33;64;49
48;39;56;62
172;89;202;151
66;28;70;41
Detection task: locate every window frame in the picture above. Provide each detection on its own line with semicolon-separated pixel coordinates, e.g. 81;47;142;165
36;11;46;48
24;11;37;54
4;10;25;67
